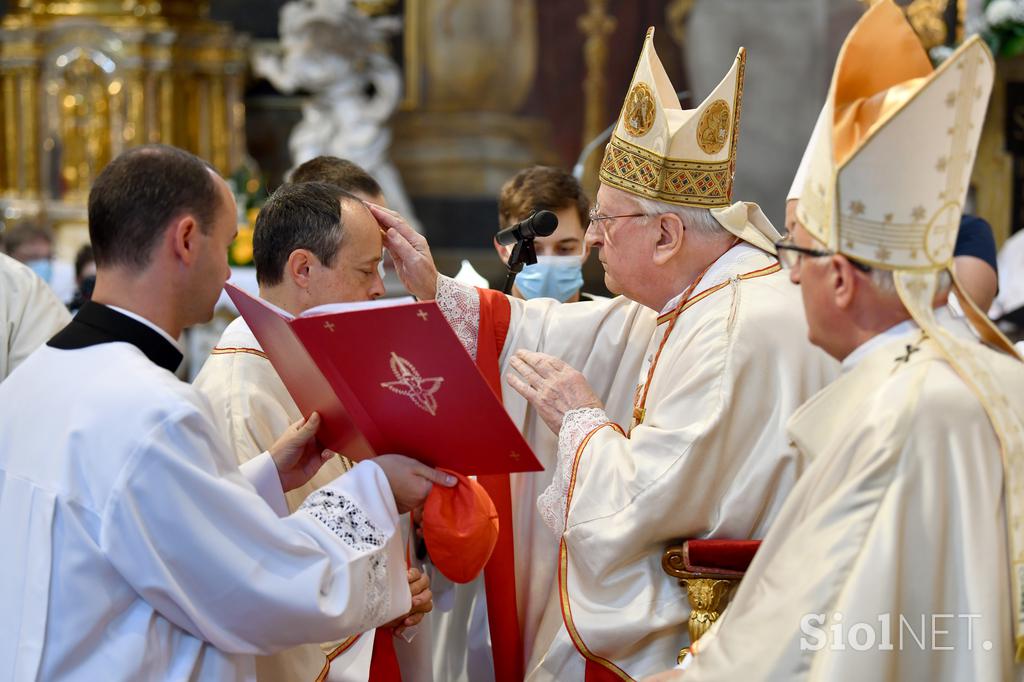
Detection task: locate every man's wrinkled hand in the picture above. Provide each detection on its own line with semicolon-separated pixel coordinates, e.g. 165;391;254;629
505;350;603;434
368;203;439;300
374;454;456;514
268;413;334;492
390;567;432;637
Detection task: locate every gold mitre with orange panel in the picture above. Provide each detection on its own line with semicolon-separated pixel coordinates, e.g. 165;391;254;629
600;28;744;210
795;0;1015;351
798;0;1024;661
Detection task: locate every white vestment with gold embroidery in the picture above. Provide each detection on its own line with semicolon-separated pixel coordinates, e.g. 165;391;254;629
436;244;838;680
681;315;1024;682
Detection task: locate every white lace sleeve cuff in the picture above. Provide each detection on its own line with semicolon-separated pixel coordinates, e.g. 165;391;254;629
436;274;481;360
537;407;610;535
298;488;391;629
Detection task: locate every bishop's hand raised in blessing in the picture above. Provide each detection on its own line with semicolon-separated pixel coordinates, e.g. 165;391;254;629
368;203;439;300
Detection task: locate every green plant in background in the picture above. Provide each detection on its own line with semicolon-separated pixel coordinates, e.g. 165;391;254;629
227;166;268;267
975;0;1024;58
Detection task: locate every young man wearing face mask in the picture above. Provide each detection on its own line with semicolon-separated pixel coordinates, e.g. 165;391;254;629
3;223;77;304
494;166;594;303
0;251;71;381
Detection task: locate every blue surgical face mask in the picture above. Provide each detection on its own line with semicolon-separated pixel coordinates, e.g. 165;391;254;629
25;258;53;284
515;255;584;302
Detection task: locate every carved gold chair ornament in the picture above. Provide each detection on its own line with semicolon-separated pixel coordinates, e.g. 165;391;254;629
662;538;761;663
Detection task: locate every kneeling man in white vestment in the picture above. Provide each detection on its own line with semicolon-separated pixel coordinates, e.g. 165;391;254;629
195;176;433;681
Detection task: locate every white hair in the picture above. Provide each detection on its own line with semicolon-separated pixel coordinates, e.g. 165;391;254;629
868;267;951;297
632;196;730;239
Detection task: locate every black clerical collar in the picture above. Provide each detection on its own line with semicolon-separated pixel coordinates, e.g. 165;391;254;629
48;301;183;373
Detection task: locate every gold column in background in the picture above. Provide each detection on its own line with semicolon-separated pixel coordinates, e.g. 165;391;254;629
391;0;555;198
578;0;616;194
0;1;248;256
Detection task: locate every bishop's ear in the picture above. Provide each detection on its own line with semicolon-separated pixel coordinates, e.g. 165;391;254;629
831;255;862;310
652;212;685;265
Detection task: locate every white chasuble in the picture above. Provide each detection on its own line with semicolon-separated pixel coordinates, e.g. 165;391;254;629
0;303;410;682
682;322;1024;682
435;244;838;680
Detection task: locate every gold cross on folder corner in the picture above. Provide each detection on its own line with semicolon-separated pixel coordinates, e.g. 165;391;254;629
324;321;336;332
417;310;429;321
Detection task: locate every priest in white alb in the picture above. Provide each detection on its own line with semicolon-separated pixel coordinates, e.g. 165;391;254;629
0;144;455;682
663;4;1024;680
374;28;838;680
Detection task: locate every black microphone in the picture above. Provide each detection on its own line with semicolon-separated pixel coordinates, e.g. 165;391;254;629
495;210;558;246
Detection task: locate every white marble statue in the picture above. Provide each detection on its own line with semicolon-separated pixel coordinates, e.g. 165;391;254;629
253;0;419;228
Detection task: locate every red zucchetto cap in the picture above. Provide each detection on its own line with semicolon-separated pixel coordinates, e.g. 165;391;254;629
421;470;499;584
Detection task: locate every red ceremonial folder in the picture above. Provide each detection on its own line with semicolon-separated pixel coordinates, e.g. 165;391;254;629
225;283;541;475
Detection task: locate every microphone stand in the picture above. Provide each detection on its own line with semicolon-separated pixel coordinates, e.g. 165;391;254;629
502;237;538;295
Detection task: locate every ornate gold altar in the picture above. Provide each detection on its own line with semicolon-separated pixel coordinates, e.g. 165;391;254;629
0;1;247;254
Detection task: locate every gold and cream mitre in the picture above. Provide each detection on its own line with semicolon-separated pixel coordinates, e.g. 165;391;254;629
796;0;984;273
599;27;745;209
795;0;1014;350
799;0;1024;661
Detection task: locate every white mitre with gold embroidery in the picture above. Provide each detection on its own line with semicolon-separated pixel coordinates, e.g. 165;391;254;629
600;27;780;253
798;0;1024;661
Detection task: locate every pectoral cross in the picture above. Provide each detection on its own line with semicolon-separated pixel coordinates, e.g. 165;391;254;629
895;344;920;363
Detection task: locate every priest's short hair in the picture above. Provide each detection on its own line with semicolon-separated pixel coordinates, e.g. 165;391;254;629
289;156;383;201
253;181;361;287
88;144;220;270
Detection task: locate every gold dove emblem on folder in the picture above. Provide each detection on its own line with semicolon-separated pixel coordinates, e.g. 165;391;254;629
380;352;445;416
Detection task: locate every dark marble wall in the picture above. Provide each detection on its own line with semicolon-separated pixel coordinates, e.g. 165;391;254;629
528;2;690;171
209;0;287;38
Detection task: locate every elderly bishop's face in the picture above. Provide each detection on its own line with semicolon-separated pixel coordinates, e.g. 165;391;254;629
788;216;841;354
585;184;658;297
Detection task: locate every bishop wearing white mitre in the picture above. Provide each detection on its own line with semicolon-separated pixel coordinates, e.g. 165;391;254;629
0;145;452;681
374;28;838;681
666;3;1024;681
